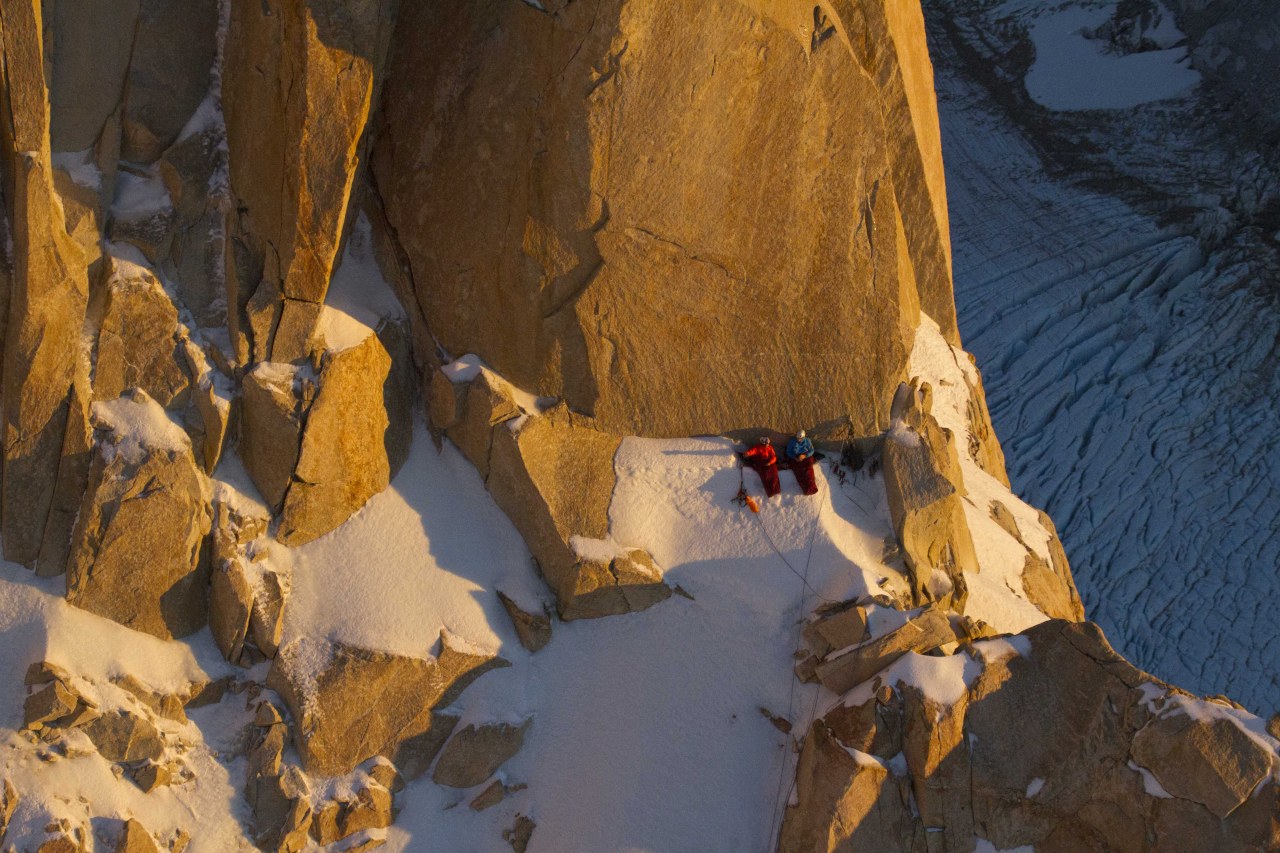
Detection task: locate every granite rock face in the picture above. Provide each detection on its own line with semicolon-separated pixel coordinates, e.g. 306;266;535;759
223;0;396;361
278;333;393;546
372;0;960;438
267;633;508;777
64;392;212;639
781;621;1280;852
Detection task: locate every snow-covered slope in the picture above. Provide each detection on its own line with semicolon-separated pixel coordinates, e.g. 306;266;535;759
0;311;1068;851
924;0;1280;712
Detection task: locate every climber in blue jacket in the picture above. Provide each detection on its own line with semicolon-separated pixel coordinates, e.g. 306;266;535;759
786;430;814;462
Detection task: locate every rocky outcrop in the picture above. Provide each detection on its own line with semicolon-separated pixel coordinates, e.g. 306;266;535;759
372;0;966;438
116;818;162;853
208;500;282;666
65;391;212;639
883;380;978;609
813;606;955;696
278;332;392;545
93;257;191;407
222;0;396;362
267;633;508;777
781;620;1280;852
433;720;531;789
240;364;314;512
497;591;552;653
0;0;92;568
238;330;404;544
438;366;669;619
489;403;669;620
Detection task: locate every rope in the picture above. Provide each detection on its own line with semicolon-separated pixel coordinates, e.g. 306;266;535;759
760;473;826;851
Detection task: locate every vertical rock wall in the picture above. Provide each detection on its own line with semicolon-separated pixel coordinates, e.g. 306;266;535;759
372;0;960;438
0;0;90;568
223;0;396;363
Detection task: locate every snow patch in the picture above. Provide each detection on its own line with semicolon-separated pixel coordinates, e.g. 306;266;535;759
1128;760;1174;798
844;651;983;710
50;148;101;191
316;213;405;353
1025;4;1200;111
92;393;192;462
972;635;1032;665
440;354;549;416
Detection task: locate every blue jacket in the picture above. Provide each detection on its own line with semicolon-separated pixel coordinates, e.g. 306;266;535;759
786;436;814;460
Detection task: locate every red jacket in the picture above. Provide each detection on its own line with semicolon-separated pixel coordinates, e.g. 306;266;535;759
744;443;777;467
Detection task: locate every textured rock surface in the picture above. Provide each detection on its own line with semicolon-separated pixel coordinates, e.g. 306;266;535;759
883;380;978;609
223;0;396;360
65;392;212;639
240;364;313;512
486;403;669;619
278;333;392;545
814;607;954;696
433;720;531;789
497;591;552;653
267;633;507;776
372;0;963;437
0;0;91;567
783;620;1280;852
93;258;191;407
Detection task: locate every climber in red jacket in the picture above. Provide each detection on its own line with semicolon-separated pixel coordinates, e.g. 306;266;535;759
741;436;782;497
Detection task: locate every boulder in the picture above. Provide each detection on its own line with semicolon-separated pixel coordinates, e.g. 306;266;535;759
110;674;186;722
116;818;162;853
1035;510;1085;622
183;365;233;475
961;361;1010;487
0;778;16;842
988;500;1021;541
240;363;313;512
209;556;255;665
267;632;507;776
93;256;191;407
1131;713;1272;819
367;758;404;794
82;710;165;762
35;820;91;853
433;719;531;789
23;680;79;730
25;661;72;687
486;404;668;619
277;332;392;545
65;392;212;639
245;766;311;853
249;570;288;658
779;721;920;853
503;815;536;853
337;783;394;837
1021;552;1083;623
883;380;979;609
470;780;506;812
497;591;552;653
127;760;173;793
445;369;521;478
814;607;955;695
371;0;962;437
803;601;869;658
